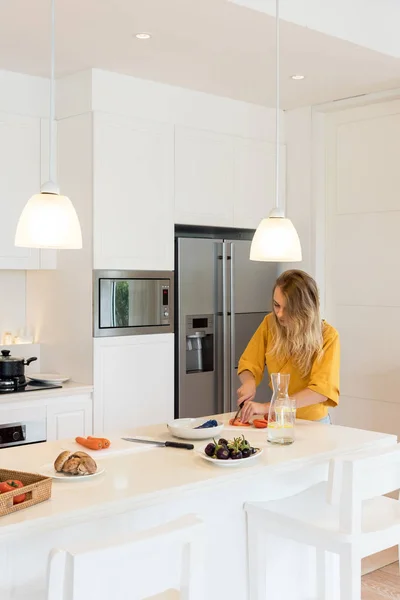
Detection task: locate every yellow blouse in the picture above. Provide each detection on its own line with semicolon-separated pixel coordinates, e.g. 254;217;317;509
237;314;340;421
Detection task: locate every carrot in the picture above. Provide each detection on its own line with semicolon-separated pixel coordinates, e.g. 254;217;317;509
253;419;268;429
88;436;111;449
75;436;103;450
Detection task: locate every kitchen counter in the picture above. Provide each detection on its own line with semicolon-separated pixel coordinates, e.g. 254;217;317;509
0;415;397;599
0;380;93;406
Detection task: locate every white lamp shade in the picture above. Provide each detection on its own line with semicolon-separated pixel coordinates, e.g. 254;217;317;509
15;192;82;249
250;216;302;262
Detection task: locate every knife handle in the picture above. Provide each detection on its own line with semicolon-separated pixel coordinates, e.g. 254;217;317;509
165;441;194;450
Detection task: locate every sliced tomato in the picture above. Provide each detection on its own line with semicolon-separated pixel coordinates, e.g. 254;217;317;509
229;418;251;427
253;419;268;429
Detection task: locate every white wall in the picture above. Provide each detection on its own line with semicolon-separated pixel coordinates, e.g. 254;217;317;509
0;272;26;342
285;92;400;438
314;96;400;437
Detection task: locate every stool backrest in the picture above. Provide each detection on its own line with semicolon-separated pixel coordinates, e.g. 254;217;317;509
327;443;400;534
46;514;204;600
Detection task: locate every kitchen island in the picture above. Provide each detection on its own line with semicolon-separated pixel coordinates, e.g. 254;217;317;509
0;415;397;599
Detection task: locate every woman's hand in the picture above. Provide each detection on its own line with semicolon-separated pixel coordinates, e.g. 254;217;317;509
241;400;263;424
237;379;256;404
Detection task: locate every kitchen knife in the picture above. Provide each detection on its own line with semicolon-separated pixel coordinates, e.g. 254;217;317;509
232;400;245;423
121;437;194;450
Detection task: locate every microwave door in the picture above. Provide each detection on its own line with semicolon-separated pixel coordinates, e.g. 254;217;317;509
99;279;116;329
100;279;130;328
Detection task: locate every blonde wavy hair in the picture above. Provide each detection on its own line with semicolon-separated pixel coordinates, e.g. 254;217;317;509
269;270;323;377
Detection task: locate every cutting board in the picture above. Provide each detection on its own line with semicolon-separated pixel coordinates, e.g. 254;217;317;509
223;426;268;434
54;436;155;459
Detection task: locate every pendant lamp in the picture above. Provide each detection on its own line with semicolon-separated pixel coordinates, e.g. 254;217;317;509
250;0;301;262
15;0;82;250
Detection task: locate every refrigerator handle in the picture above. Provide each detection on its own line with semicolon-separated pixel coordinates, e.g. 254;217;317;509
222;242;229;414
230;242;236;412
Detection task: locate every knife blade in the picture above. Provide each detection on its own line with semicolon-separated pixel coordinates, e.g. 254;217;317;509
121;437;194;450
232;400;245;423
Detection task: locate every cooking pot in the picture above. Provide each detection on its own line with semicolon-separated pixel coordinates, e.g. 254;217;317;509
0;350;37;380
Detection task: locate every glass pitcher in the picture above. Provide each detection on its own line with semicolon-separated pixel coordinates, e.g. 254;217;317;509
267;373;295;445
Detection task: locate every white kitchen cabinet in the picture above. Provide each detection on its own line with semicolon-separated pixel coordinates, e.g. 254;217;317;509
93;112;174;271
0;114;57;269
233;139;286;229
46;395;93;441
174;126;235;227
0;113;41;269
93;334;174;434
174;125;286;229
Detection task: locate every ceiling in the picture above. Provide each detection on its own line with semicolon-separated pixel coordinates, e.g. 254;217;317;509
0;0;399;109
231;0;400;59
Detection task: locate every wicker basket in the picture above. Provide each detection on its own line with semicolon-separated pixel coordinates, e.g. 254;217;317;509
0;468;52;517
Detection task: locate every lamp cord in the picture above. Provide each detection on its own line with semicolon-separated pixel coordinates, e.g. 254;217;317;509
49;0;56;184
275;0;280;211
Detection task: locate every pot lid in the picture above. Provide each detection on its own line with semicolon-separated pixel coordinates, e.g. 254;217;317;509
0;350;23;363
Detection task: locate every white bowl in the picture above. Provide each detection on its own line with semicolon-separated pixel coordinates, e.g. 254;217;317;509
167;418;224;440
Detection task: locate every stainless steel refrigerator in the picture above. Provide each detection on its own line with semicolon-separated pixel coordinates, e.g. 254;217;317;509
175;234;277;418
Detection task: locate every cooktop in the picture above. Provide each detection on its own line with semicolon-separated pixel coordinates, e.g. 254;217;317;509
0;381;63;394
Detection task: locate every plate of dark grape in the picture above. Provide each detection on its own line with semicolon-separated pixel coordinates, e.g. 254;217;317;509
196;435;263;467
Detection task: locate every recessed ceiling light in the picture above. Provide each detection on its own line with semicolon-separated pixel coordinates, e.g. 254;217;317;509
291;74;305;80
135;32;151;40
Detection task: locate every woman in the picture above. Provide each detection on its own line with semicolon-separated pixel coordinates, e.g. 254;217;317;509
237;270;340;424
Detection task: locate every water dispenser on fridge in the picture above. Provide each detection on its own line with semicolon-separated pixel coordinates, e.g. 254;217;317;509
186;316;214;373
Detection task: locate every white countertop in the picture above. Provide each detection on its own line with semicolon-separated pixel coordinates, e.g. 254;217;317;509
0;381;93;406
0;415;396;539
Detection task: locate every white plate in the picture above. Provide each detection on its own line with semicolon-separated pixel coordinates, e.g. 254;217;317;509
167;418;224;440
29;373;70;384
38;463;105;480
196;447;263;467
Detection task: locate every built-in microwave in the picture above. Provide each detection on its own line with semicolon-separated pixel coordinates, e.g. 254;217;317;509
93;270;174;337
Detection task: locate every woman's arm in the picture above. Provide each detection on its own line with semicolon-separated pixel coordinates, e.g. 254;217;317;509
296;327;340;409
236;318;269;421
237;371;260;406
292;388;326;409
237;317;269;388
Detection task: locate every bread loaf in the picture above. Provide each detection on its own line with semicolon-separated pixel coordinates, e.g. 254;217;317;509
53;451;97;475
54;450;71;472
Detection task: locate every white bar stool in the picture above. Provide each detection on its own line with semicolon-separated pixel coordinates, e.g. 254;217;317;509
245;443;400;600
16;514;204;600
49;514;204;600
